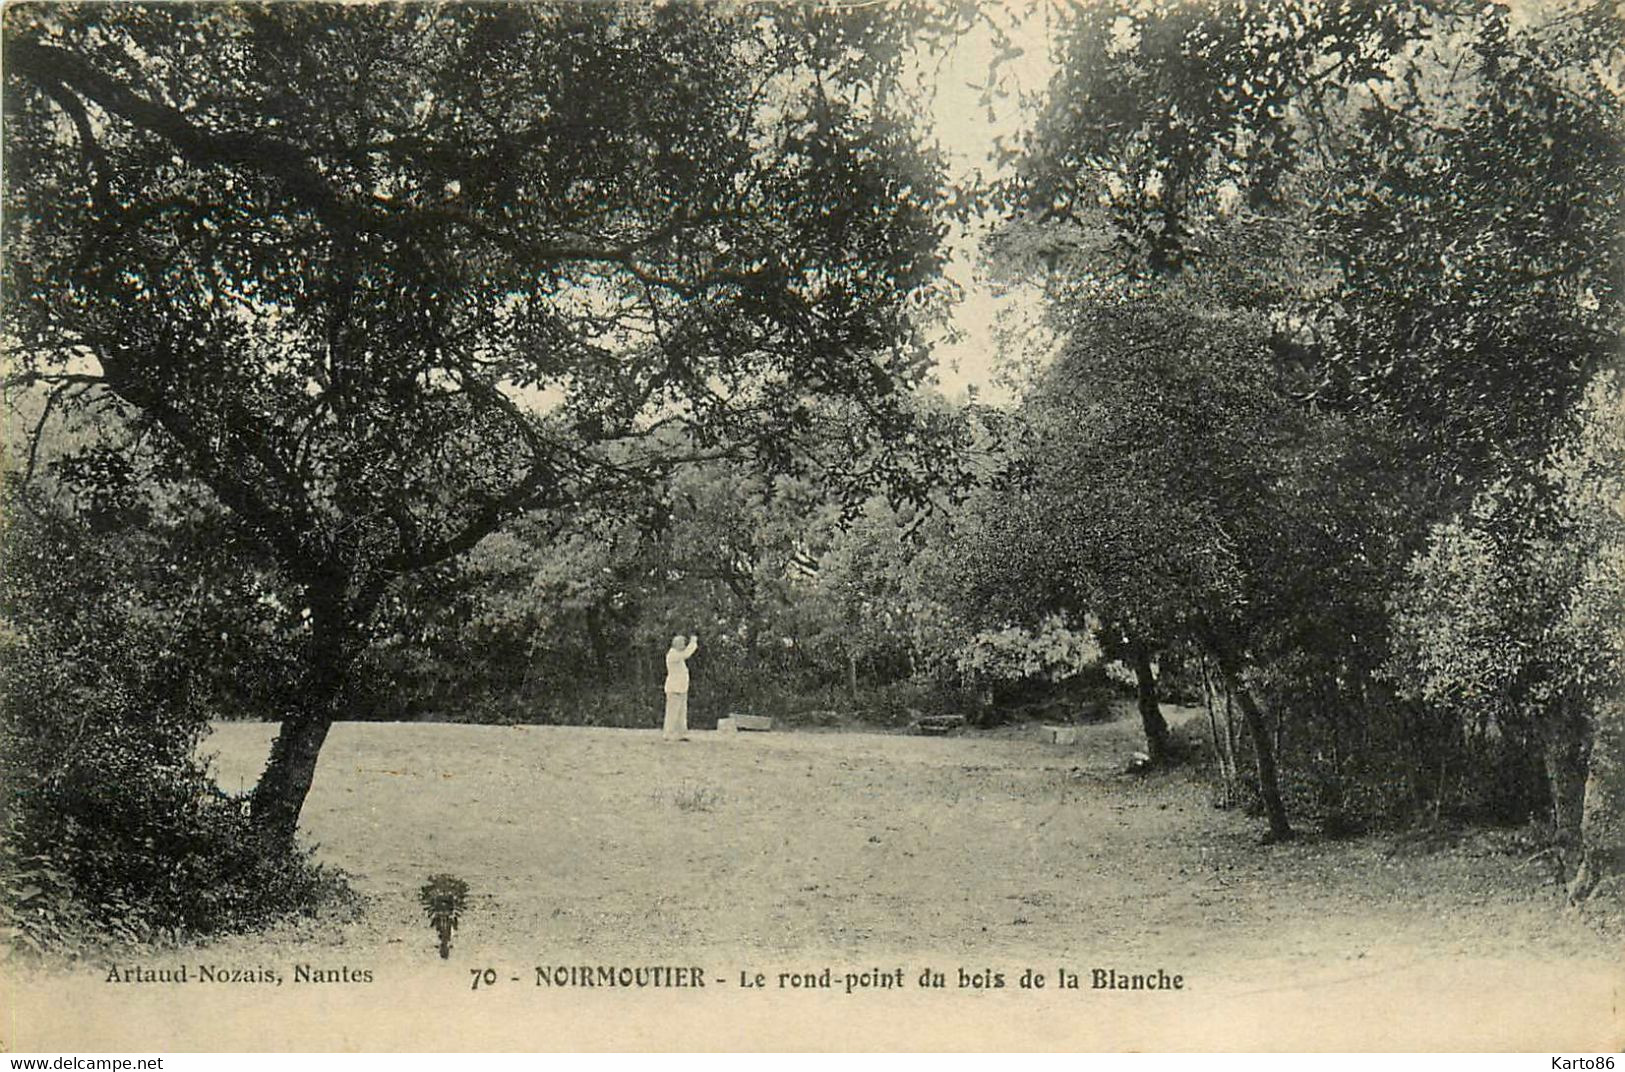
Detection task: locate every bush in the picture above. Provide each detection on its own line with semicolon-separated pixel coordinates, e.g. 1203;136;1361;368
0;494;350;952
850;677;975;728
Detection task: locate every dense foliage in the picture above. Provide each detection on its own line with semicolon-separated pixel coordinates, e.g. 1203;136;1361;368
990;0;1623;877
0;489;348;951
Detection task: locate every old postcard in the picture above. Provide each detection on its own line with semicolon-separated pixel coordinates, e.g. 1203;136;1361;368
2;0;1621;1053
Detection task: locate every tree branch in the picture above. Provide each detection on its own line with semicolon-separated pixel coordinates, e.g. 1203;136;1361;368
5;37;744;277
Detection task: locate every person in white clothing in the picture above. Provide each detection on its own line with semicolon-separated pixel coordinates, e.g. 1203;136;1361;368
663;633;699;740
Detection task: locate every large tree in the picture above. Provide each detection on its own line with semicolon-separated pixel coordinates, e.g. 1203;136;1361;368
1001;0;1623;851
2;2;962;840
1395;374;1625;898
957;298;1374;839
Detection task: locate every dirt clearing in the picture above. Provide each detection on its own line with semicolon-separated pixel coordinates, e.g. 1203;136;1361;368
7;714;1621;1050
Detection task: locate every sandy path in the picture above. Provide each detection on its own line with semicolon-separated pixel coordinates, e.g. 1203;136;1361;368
6;715;1621;1050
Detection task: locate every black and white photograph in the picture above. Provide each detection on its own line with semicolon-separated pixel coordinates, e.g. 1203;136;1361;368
1;0;1621;1054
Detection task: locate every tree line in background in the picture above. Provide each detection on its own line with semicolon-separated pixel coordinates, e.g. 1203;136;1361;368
2;0;1620;948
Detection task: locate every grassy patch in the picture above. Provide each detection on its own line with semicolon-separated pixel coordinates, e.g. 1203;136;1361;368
652;781;726;813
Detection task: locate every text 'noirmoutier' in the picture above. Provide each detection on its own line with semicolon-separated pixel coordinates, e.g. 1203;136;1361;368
522;965;1186;992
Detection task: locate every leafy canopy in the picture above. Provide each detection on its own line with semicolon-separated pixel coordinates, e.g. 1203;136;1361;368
3;2;965;617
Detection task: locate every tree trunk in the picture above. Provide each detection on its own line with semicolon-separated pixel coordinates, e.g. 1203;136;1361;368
1223;682;1241;795
251;603;352;843
252;714;335;842
1222;667;1294;842
1203;675;1225;782
1569;695;1624;903
846;647;859;696
1130;645;1171;765
1541;694;1589;852
1202;660;1237;803
1203;658;1239;804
